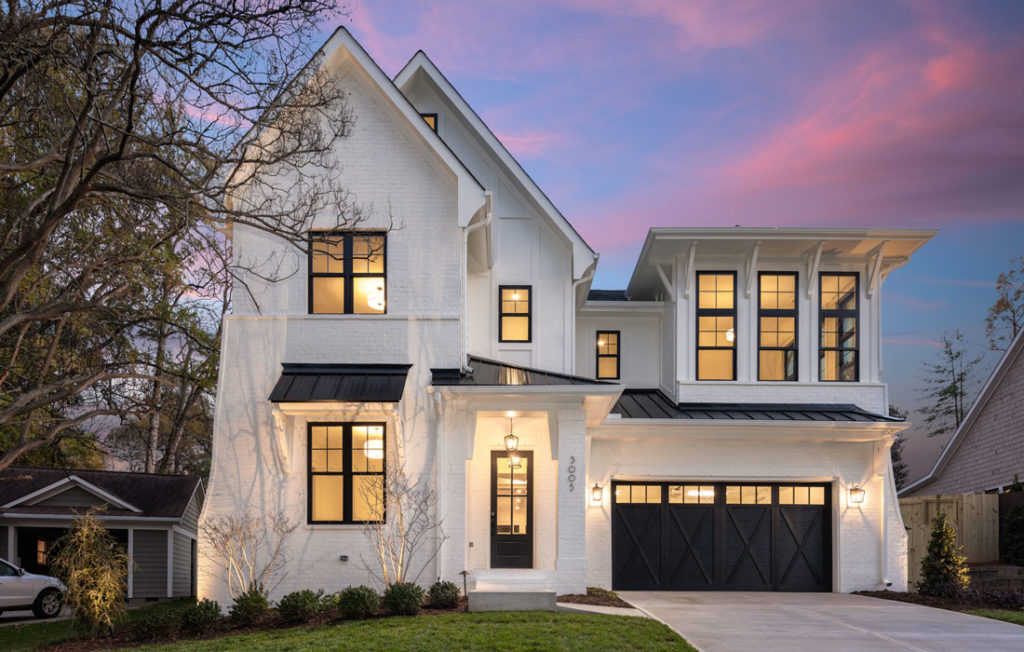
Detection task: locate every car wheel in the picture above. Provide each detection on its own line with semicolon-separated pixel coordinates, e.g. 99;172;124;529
32;588;63;618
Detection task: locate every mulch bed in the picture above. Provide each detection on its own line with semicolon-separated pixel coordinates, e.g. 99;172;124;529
855;590;1022;613
557;593;633;609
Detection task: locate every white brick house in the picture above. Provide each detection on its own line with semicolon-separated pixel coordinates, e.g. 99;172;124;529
199;28;935;604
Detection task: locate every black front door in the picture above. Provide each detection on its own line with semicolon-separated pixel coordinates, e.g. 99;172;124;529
491;450;533;568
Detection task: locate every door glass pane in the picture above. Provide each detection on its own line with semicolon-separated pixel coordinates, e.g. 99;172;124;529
312;475;344;522
496;496;512;534
312;277;345;314
512;496;527;534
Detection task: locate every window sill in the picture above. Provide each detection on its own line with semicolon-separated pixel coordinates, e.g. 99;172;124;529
304;523;378;531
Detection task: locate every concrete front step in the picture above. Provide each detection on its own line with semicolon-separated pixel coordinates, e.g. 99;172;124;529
468;590;557;612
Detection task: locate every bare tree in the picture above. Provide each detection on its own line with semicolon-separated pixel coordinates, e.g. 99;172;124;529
0;1;368;470
918;330;982;438
986;253;1024;351
361;461;447;589
200;509;297;599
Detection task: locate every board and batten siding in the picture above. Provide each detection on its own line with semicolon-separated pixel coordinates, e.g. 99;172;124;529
35;486;107;509
132;529;168;598
172;532;193;597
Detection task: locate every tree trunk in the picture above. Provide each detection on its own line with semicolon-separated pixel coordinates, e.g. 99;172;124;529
144;320;167;474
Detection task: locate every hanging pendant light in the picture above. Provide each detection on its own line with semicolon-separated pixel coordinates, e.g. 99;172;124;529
504;417;519;451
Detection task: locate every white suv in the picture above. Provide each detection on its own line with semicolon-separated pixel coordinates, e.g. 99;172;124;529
0;558;65;618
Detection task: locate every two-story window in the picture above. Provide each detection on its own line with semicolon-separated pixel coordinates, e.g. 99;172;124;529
499;285;531;342
696;272;736;381
759;272;798;381
596;331;620;379
308;232;386;314
819;272;858;382
308;423;385;524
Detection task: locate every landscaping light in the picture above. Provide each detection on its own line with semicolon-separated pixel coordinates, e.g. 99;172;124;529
592;483;603;504
849;486;866;505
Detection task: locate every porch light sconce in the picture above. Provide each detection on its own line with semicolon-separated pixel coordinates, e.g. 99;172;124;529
591;483;603;504
504;417;519;451
849;486;866;505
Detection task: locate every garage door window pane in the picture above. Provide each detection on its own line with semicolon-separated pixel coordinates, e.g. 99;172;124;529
726;486;741;504
669;486;683;503
646;485;661;504
615;485;630;504
779;486;793;504
809;487;825;505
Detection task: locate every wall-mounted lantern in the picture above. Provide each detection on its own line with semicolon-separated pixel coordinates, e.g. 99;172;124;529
591;483;603;504
849;486;866;505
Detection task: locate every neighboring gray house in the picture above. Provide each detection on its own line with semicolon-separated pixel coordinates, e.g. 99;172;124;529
902;329;1024;496
0;467;204;601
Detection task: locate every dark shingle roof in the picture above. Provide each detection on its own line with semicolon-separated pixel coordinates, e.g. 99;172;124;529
587;289;628;301
269;363;412;402
612;389;902;422
431;356;613;386
0;467;201;519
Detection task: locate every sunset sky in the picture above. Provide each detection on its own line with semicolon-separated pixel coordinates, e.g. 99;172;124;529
339;0;1024;482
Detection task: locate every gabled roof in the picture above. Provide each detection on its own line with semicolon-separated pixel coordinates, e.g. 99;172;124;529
0;467;202;519
612;389;901;422
269;363;412;402
394;51;597;280
900;329;1024;495
431;356;613;387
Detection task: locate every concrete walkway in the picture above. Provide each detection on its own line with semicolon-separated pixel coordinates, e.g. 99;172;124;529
619;591;1024;652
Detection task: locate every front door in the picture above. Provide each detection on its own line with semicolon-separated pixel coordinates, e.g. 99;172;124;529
491;450;533;568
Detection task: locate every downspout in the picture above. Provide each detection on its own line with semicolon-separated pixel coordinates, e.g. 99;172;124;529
879;434;896;588
429;387;446;578
570;264;596;372
462;192;493;373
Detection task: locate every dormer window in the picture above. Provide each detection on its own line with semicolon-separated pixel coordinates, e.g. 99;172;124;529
309;232;386;314
759;272;798;381
696;272;736;381
420;113;438;132
499;285;531;342
819;272;858;381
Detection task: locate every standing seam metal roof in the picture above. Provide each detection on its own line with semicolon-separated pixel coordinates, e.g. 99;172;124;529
612;389;901;422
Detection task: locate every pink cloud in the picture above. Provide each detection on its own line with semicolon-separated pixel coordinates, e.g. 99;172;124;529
493;130;567;158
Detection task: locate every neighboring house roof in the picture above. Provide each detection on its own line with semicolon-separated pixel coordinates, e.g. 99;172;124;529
587;289;629;301
900;328;1024;496
269;363;412;403
432;356;613;386
0;467;202;519
612;389;901;422
393;51;598;280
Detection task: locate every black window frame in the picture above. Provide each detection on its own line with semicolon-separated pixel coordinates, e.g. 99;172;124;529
696;271;737;381
595;330;621;380
307;231;387;315
420;112;438;132
498;284;532;343
758;272;799;382
818;272;859;382
307;422;387;525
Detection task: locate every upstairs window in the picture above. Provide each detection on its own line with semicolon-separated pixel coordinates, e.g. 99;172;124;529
596;330;620;379
696;272;736;381
308;423;385;524
819;272;858;381
499;285;531;342
759;272;798;381
309;232;386;314
420;113;438;132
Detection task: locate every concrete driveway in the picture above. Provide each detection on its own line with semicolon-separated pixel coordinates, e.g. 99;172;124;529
619;591;1024;652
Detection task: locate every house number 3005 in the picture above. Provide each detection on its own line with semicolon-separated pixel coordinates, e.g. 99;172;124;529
567;456;576;491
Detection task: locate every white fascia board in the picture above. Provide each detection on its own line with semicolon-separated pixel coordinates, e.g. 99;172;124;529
579;301;666;314
435;384;622;427
4;476;143;513
394;52;598;279
591;419;907;443
900;328;1024;496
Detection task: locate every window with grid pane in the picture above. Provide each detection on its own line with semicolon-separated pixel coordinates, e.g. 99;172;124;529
308;423;385;524
309;232;386;314
759;272;798;381
696;272;736;380
499;285;531;342
596;330;620;379
819;272;858;381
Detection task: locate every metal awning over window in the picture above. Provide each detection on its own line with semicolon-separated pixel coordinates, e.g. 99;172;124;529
269;363;412;403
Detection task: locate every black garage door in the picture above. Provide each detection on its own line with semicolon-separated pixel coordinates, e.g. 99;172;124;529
612;482;831;591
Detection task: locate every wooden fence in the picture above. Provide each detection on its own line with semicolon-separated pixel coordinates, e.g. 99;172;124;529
900;493;1000;588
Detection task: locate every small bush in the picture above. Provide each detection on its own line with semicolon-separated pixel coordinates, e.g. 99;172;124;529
918;512;970;597
277;589;323;623
132;608;179;641
382;582;424;616
181;599;221;633
230;583;269;626
428;581;460;609
1001;504;1024;566
586;587;619;600
336;585;380;620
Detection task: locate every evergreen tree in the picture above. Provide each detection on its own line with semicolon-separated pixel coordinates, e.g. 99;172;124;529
888;404;909;490
918;330;981;438
917;511;970;597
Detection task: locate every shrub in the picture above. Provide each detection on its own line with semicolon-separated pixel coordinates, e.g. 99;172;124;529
132;608;179;641
1001;504;1024;566
49;512;129;635
277;589;323;622
428;581;460;609
230;583;269;626
336;585;380;620
181;599;221;634
918;511;970;597
382;582;424;616
586;587;619;600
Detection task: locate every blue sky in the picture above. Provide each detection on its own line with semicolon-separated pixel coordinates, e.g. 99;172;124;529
338;0;1024;480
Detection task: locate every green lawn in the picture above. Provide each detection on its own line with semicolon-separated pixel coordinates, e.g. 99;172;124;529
125;612;695;652
967;609;1024;627
0;599;193;652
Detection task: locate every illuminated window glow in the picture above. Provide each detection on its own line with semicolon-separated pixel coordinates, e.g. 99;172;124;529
309;232;386;314
759;272;798;381
697;272;736;380
819;273;858;381
596;330;620;379
309;423;385;523
499;285;531;342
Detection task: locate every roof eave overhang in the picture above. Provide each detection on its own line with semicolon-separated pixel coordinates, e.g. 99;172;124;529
433;384;623;427
593;418;907;442
273;401;400;417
